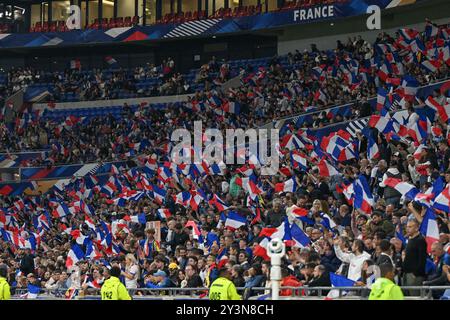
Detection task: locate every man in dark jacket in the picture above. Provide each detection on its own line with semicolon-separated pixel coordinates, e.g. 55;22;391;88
264;199;286;228
306;265;331;296
376;240;394;266
402;219;427;296
20;249;35;276
169;223;189;252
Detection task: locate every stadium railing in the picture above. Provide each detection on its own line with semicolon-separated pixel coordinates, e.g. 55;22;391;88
10;285;450;300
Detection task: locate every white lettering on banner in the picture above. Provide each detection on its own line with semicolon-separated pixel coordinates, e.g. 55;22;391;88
293;5;334;22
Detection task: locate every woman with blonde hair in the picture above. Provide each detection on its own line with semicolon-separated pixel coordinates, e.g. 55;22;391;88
121;254;139;289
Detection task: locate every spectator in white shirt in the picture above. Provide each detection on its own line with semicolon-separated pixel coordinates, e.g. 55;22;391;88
122;254;139;289
334;238;371;281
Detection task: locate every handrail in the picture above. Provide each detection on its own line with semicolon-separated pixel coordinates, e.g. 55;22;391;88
10;285;450;299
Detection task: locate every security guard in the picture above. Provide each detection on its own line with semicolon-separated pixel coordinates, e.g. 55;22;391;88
369;263;404;300
209;268;241;300
101;266;132;300
0;264;11;300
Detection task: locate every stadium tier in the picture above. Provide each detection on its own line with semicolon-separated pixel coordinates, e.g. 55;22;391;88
0;0;450;304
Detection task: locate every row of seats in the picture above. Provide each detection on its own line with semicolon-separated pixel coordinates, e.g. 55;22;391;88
158;5;264;24
43;103;172;119
280;0;349;10
27;4;266;33
29;16;139;33
0;23;13;33
87;16;139;30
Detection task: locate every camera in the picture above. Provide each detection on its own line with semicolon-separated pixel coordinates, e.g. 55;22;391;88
268;238;284;256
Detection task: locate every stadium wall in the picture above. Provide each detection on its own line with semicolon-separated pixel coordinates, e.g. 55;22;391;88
277;0;450;55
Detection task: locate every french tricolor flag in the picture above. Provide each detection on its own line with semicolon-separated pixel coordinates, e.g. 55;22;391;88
317;159;339;177
224;211;247;230
286;205;308;218
175;191;192;206
235;175;263;200
425;20;439;39
381;177;419;200
84;216;96;231
425;96;443;112
280;134;305;151
420;208;440;253
290;223;310;248
52;203;70;219
290;151;308;171
275;177;297;193
398;28;419;42
314;89;327;103
209;194;229;212
368;115;393;134
157;208;172;220
66;244;85;269
432;184;450;213
326;273;356;300
151;185;167;204
157;166;172;183
352;175;374;215
376;87;389;111
222;101;240;114
367;136;380;160
421;59;441;73
124;213;146;224
253;237;270;261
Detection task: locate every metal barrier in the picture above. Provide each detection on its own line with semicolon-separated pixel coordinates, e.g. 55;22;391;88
10;285;450;300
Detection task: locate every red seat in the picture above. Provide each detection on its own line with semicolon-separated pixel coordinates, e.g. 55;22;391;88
116;17;124;27
132;16;139;25
34;22;42;32
124;16;132;27
224;8;232;18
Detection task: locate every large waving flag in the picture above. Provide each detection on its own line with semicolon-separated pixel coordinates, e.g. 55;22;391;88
367;136;380;160
381;177;420;200
433;183;450;213
52;203;70;219
157;208;172;220
326;273;356;300
352;175;375;214
275;177;297;193
66;243;85;269
419;208;440;253
290;150;308;171
320;212;337;230
290;223;310;248
224;211;247;230
317;159;339;177
209;194;229;212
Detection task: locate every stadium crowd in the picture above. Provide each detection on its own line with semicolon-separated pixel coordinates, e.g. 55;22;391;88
0;21;450;300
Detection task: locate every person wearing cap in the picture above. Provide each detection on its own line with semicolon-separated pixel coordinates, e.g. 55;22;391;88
101;266;131;300
144;270;173;289
0;264;11;300
209;268;241;300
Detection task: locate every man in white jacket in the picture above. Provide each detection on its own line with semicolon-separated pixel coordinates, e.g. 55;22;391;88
333;238;371;281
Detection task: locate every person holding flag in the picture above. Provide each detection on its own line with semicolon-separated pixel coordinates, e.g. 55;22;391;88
139;228;161;261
